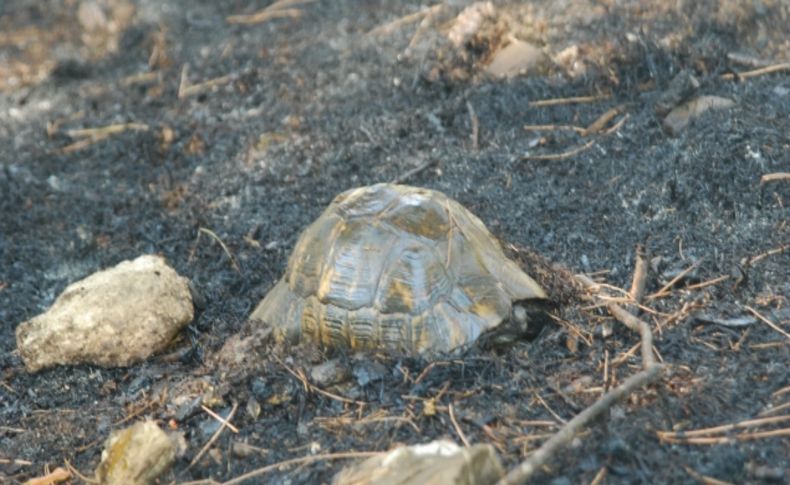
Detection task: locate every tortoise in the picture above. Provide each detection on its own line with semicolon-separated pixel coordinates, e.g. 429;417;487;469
250;183;548;355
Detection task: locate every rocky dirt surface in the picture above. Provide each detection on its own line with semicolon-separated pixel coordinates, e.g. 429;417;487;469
1;0;788;483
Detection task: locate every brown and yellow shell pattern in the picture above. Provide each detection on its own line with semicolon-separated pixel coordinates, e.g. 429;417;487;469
250;183;546;355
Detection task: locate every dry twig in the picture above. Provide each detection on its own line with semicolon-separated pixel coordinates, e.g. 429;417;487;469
683;465;734;485
448;404;470;447
187;402;239;470
578;274;655;367
745;306;790;340
590;466;608;485
367;4;444;37
24;466;72;485
499;365;661;484
498;269;662;484
522;139;596;161
201;404;240;433
523;124;586;134
647;259;702;300
658;414;790;446
758;402;790;417
581;105;624;136
628;244;648;303
528;94;610;107
467;101;479;151
684;275;730;291
227;8;302;25
60;123;149;153
227;0;313;25
721;62;790;81
746;243;790;266
522;111;627;161
391;159;436;184
63;459;97;484
178;64;236;99
274;355;367;406
760;172;790;184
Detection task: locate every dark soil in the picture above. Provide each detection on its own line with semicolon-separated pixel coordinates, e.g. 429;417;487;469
1;1;788;484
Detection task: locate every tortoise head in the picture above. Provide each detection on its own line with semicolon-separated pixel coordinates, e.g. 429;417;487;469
477;300;553;350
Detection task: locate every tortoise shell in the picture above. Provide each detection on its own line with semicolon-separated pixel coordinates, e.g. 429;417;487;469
250;183;546;355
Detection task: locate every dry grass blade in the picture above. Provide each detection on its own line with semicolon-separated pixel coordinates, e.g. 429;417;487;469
195;227;241;273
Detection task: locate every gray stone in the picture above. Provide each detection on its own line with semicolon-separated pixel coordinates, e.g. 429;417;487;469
16;255;193;372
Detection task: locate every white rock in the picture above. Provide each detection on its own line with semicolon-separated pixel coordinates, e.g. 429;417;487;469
333;439;503;485
485;39;548;79
663;95;736;136
16;255;193;372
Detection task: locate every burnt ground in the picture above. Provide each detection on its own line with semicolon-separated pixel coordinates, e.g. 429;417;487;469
1;0;789;483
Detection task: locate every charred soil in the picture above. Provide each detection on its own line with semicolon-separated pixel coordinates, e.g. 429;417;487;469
1;1;788;483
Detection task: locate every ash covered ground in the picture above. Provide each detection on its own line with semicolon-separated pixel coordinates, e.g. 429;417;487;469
1;1;788;483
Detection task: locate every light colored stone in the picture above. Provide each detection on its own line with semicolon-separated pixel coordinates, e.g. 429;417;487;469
16;255;193;372
333;440;503;485
96;420;179;485
663;95;736;135
485;39;548;78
